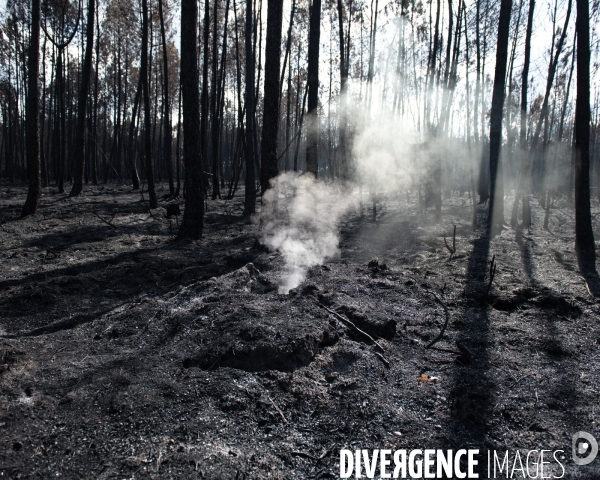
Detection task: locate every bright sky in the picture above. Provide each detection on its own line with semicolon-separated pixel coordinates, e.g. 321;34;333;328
1;0;594;116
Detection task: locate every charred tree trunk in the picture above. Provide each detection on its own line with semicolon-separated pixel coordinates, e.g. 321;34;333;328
510;0;535;227
259;0;283;194
70;0;95;196
22;0;41;216
179;0;205;238
158;0;173;196
305;0;321;176
337;0;349;181
201;0;210;179
141;0;158;208
487;0;513;230
244;0;257;214
210;0;220;199
574;0;596;268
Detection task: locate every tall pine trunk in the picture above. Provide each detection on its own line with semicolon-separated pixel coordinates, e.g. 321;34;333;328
158;0;173;196
244;0;257;214
22;0;41;216
141;0;158;208
179;0;205;238
574;0;596;268
510;0;535;227
70;0;95;196
487;0;513;230
305;0;321;176
259;0;284;193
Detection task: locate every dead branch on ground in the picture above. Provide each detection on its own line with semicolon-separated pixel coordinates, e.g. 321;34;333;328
317;302;385;354
425;289;450;349
92;209;117;229
486;255;496;297
443;225;456;260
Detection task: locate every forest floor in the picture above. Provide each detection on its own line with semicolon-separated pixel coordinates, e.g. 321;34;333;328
0;180;600;479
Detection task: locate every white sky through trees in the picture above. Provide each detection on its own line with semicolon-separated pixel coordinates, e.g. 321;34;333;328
1;0;599;139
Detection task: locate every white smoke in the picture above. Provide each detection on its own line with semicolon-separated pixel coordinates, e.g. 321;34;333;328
259;107;481;293
259;172;354;294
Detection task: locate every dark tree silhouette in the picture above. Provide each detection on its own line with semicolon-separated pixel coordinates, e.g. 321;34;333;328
178;0;204;238
22;0;41;216
337;0;350;181
158;0;173;197
574;0;596;268
141;0;158;209
260;0;284;194
305;0;321;176
70;0;95;197
487;0;512;230
510;0;535;227
244;0;257;214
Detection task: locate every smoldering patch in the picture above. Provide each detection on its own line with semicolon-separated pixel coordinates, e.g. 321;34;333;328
259;172;354;294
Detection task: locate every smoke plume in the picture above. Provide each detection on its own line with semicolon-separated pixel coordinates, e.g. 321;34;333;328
259;172;353;294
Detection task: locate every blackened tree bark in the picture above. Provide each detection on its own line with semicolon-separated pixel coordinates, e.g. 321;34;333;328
22;0;41;216
201;0;210;167
92;10;100;185
127;76;143;191
141;0;158;208
279;0;296;100
210;0;220;199
70;0;95;197
159;0;174;196
487;0;512;230
179;0;205;238
510;0;535;227
259;0;283;194
337;0;349;180
305;0;321;176
244;0;257;214
574;0;596;268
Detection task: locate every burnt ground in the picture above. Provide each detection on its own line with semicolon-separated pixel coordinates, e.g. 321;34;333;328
0;180;600;479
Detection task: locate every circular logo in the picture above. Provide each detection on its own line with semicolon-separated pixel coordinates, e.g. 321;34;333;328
572;431;598;466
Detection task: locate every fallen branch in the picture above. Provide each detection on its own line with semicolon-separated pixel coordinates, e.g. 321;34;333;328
268;396;288;424
317;302;385;354
373;351;390;367
92;209;117;229
318;445;335;461
425;290;450;349
291;451;319;461
486;255;497;298
429;346;462;355
443;225;456;260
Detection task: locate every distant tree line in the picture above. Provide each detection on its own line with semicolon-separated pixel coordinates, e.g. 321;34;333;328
0;0;598;263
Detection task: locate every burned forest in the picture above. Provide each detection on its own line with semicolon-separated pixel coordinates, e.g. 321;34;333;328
1;0;600;478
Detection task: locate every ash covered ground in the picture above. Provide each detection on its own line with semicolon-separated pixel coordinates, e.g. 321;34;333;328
1;181;600;479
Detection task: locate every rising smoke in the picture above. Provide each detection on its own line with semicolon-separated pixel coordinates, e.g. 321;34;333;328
260;172;354;294
260;105;480;293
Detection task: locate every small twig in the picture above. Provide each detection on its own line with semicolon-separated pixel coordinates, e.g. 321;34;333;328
318;445;335;461
317;303;385;353
425;290;450;349
373;351;390;367
443;225;456;260
291;451;319;461
506;372;536;390
429;346;462;355
268;396;288;423
92;209;117;229
486;255;496;297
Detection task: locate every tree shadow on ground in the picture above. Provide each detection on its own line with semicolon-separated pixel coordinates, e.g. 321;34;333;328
448;227;493;472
